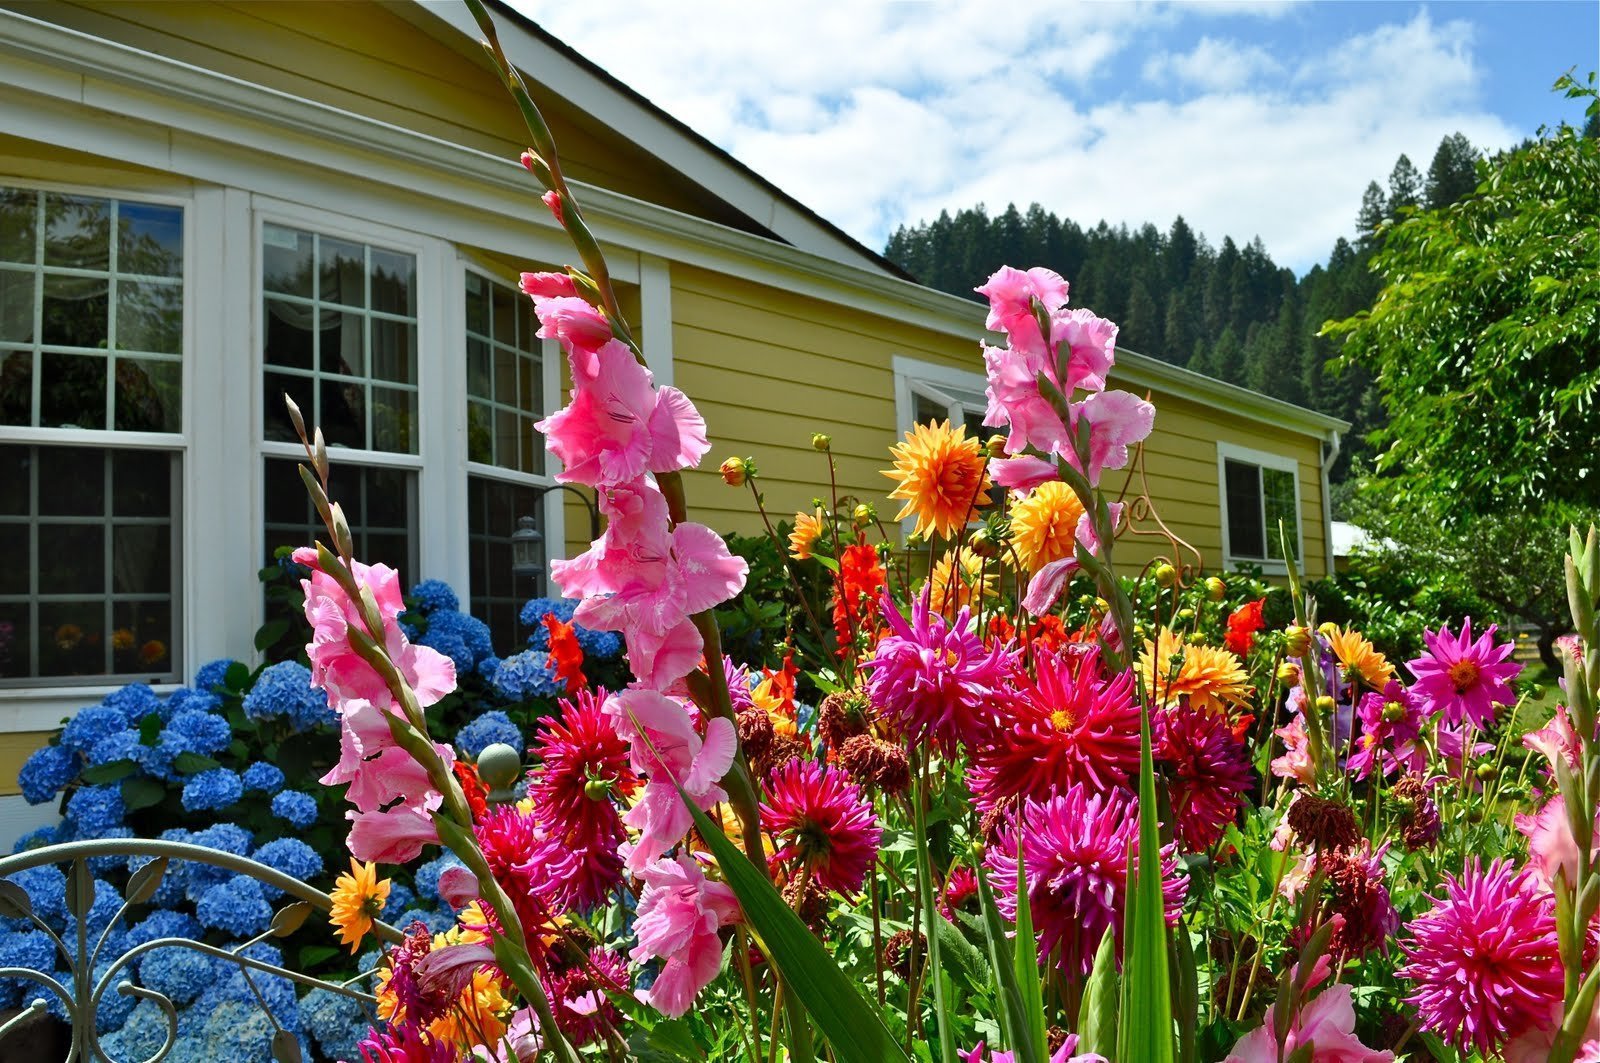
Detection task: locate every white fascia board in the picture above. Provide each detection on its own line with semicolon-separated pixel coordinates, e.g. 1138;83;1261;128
401;0;887;273
0;7;1349;446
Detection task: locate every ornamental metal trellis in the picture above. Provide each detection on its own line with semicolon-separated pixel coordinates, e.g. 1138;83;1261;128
0;838;404;1063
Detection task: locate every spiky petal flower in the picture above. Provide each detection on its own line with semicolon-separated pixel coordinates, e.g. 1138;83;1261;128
1406;617;1521;728
832;542;887;650
926;547;997;619
789;507;825;561
863;590;1016;752
1348;680;1427;779
1397;858;1563;1056
544;947;628;1046
987;784;1186;976
1156;706;1252;851
1325;625;1394;692
328;858;391;954
882;420;992;540
761;760;882;895
1139;629;1252;715
969;646;1140;812
1008;481;1086;573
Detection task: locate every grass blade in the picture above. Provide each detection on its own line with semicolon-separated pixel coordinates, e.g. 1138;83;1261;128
912;774;957;1063
1011;845;1048;1061
1078;928;1117;1059
1118;706;1176;1063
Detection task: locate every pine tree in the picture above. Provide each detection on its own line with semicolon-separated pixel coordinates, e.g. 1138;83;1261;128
1425;133;1479;209
1123;278;1159;354
1162;291;1192;366
1387;154;1422;219
1355;182;1387;251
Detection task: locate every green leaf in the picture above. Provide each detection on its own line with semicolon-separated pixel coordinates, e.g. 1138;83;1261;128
931;909;989;990
172;752;221;775
1078;928;1118;1059
255;618;290;652
972;860;1041;1062
0;880;34;921
1118;707;1176;1063
627;1019;705;1062
138;714;162;746
298;944;341;969
82;759;138;784
224;661;252;692
122;776;167;811
911;774;956;1063
678;793;911;1063
1011;844;1048;1062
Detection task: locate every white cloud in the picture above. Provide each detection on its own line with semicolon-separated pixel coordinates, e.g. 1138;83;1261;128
508;3;1521;273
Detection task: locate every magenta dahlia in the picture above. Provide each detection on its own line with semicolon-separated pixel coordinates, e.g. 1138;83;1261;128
985;783;1186;976
1156;704;1252;851
862;589;1016;752
1347;680;1427;779
1397;858;1563;1056
1406;617;1520;728
545;946;629;1046
969;646;1141;813
761;759;882;894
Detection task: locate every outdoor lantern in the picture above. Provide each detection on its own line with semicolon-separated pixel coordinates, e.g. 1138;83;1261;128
510;514;543;588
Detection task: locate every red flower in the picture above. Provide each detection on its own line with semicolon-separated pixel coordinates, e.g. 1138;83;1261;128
761;760;882;894
543;615;587;695
832;542;886;653
1224;598;1266;655
451;760;489;823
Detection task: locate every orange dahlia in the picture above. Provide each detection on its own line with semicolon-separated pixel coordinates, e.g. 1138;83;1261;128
1008;480;1086;573
1325;625;1394;691
882;419;991;540
1140;628;1252;715
789;507;825;560
924;547;996;618
328;857;390;954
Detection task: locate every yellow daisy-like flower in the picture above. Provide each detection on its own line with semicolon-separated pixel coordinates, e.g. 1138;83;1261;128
788;507;825;561
1140;628;1253;714
428;966;512;1049
1325;625;1394;690
923;547;997;618
328;858;390;954
1007;480;1086;573
882;420;992;540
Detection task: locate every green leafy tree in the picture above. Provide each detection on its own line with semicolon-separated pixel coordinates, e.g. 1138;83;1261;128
1327;74;1600;518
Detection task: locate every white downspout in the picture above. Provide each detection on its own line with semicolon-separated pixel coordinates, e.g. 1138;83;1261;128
1322;429;1342;577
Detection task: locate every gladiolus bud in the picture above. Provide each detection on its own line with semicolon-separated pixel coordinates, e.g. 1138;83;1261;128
542;189;565;226
1205;576;1226;601
1276;662;1301;685
811;433;832;451
719;457;748;487
519;271;578;299
985;435;1008;459
1284;625;1311;656
1314;695;1336;714
853;503;874;524
1153;563;1177;588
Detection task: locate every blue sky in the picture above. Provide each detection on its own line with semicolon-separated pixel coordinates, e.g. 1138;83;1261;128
513;1;1597;274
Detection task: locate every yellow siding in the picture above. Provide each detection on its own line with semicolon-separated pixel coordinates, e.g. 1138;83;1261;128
670;264;1330;579
0;731;54;797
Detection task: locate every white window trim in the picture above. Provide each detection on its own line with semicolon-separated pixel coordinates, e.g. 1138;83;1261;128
0;174;194;725
890;355;990;536
1216;440;1302;575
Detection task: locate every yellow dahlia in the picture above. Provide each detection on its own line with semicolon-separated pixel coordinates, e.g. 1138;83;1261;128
789;507;825;560
1008;480;1086;573
1326;625;1394;690
883;420;992;540
1140;628;1253;714
327;858;390;954
923;547;996;618
427;966;511;1049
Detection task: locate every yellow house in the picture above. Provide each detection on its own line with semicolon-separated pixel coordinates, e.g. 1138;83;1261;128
0;1;1346;810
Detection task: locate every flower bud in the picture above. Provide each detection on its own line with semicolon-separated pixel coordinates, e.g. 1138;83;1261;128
1186;631;1206;646
811;433;832;452
518;271;577;299
541;189;565;227
1317;621;1339;638
1314;695;1336;714
853;503;875;525
1153;563;1177;588
985;435;1008;459
1276;662;1301;685
1474;762;1498;782
1176;607;1195;622
719;456;748;487
1381;700;1407;723
1204;576;1226;601
968;528;998;558
583;777;613;801
1284;625;1311;656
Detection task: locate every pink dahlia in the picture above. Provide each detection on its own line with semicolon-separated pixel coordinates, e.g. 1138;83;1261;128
356;1021;456;1063
961;1035;1105;1063
544;946;628;1046
969;647;1140;813
1397;858;1564;1056
1347;680;1427;779
761;760;882;895
862;589;1016;752
1157;705;1252;851
1406;617;1520;728
985;784;1186;976
1224;982;1393;1062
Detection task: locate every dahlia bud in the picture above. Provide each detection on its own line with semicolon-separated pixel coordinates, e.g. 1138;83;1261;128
583;777;613;801
853;503;875;525
1284;625;1311;656
1381;701;1406;723
1474;762;1498;782
1176;607;1195;622
1314;695;1336;714
1153;563;1177;588
1317;621;1339;638
1276;662;1301;685
837;734;910;796
968;527;998;558
985;435;1008;459
1205;576;1226;601
811;432;832;451
719;456;748;487
816;690;872;750
1285;793;1360;851
1186;631;1206;645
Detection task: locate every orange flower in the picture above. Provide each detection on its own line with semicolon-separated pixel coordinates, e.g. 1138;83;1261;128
138;640;167;666
1325;625;1394;691
452;760;489;822
1140;628;1253;715
1008;481;1086;573
752;653;800;736
328;858;390;954
543;615;587;694
111;628;135;652
832;542;886;653
882;419;992;540
789;508;825;561
924;547;996;618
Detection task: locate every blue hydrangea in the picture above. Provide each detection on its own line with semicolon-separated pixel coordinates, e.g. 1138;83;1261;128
423;609;494;665
395;907;454;934
162;686;222;721
5;866;66;928
240;761;284;794
165;709;232;756
11;824;60;853
409;579;459;614
196;943;296;1024
414;853;465;903
66;784;125;835
423;630;473;672
84;826;134;873
62;878;122;948
252;838;322;900
165;999;286;1063
101;999;171;1061
145;731;197;781
578;627;623;659
456;710;523;759
87;729;145;769
181;768;242;813
195;876;271;936
123;909;202;951
478;654;503;677
133;845;191;909
103;682;161;720
138;946;213;1005
270;789;317;829
299;986;365;1062
490;649;559;700
183;824;252;900
523;596;620;658
382;882;416;919
0;930;57;1008
17;743;79;804
60;705;128;755
89;957;137;1031
242;660;334;731
521;596;577;629
193;658;237;692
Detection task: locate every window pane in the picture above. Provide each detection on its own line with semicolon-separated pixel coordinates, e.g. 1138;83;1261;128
264;298;315;371
262;224;312;297
39;351;106;429
318;236;365;308
117;202;183;277
370;248;414;316
0;269;34;343
0;188;37;265
262;457;417;578
464;272;547;475
114;358;181;433
468;474;546;654
913;391;947;425
116;280;182;354
1263;468;1299;561
0;348;31;426
42;194;109;271
41;274;108;349
0;443;179;684
1224;459;1265;560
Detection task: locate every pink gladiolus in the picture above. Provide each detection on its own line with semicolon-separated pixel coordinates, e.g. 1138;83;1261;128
536;336;708;487
542;189;564;226
294;548;456;712
990;454;1059;493
1523;703;1583;776
1515;793;1597;892
319;700;453;814
346;800;441;864
630;853;741;1019
1022;504;1121;614
1048;307;1119;393
1224;983;1393;1062
982;342;1072;458
519;271;578;299
1072;389;1155;484
1271;716;1316;786
975;265;1070;354
606;688;736;870
961;1038;1105;1063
